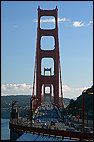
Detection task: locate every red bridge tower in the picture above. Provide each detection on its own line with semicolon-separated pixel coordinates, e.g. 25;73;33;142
35;6;63;107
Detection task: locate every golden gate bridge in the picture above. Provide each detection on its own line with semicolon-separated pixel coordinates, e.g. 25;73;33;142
9;6;93;141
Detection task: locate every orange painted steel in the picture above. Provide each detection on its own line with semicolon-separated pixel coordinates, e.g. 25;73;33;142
35;6;60;107
31;6;64;108
43;68;52;102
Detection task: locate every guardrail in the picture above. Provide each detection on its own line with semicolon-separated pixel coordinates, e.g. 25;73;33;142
9;122;93;141
54;106;62;119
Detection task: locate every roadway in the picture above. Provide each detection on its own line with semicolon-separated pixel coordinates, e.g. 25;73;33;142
11;101;93;133
33;101;93;133
33;101;73;130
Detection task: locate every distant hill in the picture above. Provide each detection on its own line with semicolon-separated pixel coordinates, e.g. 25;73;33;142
1;85;93;120
59;97;71;108
66;85;93;120
1;95;31;119
1;95;70;119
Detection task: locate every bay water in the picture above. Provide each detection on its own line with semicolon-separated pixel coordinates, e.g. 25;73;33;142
1;119;10;140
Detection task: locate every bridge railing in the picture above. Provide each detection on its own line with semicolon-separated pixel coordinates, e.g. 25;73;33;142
54;105;62;119
9;122;93;141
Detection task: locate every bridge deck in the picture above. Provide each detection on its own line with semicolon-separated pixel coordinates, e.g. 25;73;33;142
9;102;93;141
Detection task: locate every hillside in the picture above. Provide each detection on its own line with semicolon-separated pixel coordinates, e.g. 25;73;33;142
1;95;70;119
66;86;93;120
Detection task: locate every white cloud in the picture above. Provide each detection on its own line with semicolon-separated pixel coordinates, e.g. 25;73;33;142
1;83;90;99
40;18;55;23
1;93;8;96
34;17;70;23
89;20;93;24
73;21;85;27
73;20;93;28
1;85;6;91
1;83;33;95
34;17;93;28
60;85;90;99
58;18;70;22
85;20;93;26
73;86;89;91
62;85;89;92
62;85;71;91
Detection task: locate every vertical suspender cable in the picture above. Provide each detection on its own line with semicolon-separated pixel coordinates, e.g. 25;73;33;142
30;40;37;115
59;51;64;107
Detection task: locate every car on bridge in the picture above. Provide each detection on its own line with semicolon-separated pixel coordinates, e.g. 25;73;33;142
66;127;77;132
41;122;47;127
69;122;75;127
84;127;91;133
58;119;63;123
75;124;83;131
65;121;69;126
36;119;41;123
51;121;55;126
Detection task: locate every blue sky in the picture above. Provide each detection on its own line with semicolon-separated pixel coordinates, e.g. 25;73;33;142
1;1;93;99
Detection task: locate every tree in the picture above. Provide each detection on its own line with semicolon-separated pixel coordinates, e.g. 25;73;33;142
69;99;75;104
